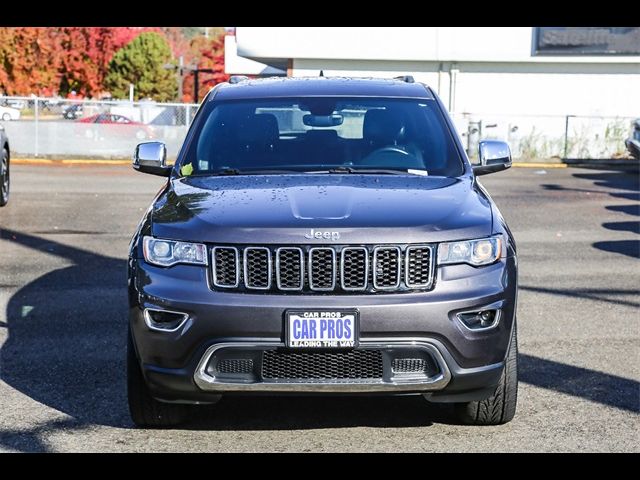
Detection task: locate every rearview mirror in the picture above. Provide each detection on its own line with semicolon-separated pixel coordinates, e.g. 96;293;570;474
133;142;172;177
473;140;512;176
303;114;343;127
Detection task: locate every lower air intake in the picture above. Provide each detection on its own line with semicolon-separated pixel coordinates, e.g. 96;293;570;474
261;349;383;380
391;358;437;376
216;358;255;374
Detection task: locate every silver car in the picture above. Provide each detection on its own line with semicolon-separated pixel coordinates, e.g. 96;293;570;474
625;119;640;160
0;124;9;206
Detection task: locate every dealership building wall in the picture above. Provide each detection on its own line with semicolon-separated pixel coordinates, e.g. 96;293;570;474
228;27;640;158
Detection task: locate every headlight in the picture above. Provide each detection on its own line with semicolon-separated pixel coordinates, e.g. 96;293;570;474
143;236;208;267
438;235;503;267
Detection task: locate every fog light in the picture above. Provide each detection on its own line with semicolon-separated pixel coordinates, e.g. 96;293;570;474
143;308;189;332
457;309;501;331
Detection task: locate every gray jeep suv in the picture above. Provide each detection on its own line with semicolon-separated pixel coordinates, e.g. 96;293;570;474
127;76;518;427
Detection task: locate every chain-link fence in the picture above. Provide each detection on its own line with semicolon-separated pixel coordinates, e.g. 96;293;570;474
0;95;635;161
451;113;636;160
0;96;199;160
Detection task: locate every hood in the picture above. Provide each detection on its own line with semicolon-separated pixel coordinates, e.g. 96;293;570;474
151;174;493;244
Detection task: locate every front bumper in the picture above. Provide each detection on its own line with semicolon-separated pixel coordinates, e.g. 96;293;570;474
193;340;452;393
129;255;516;403
140;337;504;403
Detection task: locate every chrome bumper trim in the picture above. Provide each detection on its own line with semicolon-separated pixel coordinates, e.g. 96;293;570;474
193;339;452;393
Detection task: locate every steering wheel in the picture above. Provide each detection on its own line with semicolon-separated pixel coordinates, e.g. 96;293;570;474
359;146;415;165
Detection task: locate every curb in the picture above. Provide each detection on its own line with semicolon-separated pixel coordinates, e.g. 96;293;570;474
13;158;131;165
511;162;566;168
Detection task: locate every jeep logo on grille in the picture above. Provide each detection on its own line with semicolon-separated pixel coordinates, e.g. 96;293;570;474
304;229;341;241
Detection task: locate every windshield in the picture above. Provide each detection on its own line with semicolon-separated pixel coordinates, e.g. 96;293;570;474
182;97;465;177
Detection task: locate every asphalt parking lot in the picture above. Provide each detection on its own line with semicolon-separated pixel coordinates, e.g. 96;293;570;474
0;163;638;452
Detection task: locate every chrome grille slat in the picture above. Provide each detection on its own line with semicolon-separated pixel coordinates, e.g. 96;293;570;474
276;247;304;291
405;245;434;288
308;247;336;291
341;247;368;291
211;244;434;293
212;247;239;288
243;247;272;290
373;246;401;290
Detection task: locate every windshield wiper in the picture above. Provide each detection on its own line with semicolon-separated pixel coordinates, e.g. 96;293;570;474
191;167;427;177
326;166;356;174
200;168;306;176
316;167;422;175
214;167;242;175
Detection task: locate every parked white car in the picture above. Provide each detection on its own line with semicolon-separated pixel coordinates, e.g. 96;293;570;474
0;106;20;122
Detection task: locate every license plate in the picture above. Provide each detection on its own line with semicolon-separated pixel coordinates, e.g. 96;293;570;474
286;310;358;348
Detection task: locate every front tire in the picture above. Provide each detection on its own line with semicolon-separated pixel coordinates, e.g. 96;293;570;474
0;147;9;207
127;329;190;427
2;113;10;121
454;322;519;425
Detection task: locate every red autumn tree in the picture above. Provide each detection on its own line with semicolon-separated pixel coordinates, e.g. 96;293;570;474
0;27;160;98
160;27;191;62
181;33;229;103
0;27;61;96
0;27;227;100
56;27;159;98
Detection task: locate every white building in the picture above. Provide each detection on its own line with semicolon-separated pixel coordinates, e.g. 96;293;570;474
226;27;640;159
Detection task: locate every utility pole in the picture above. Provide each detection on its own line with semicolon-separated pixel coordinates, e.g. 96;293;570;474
192;68;215;103
194;70;199;103
166;62;215;103
163;57;186;102
178;56;184;102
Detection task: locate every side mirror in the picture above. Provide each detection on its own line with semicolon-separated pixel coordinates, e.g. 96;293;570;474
133;142;172;177
473;140;512;176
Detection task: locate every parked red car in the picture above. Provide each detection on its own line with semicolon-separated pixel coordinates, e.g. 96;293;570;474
75;113;155;140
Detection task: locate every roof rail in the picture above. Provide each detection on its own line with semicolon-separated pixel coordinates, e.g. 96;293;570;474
394;75;415;84
229;75;249;84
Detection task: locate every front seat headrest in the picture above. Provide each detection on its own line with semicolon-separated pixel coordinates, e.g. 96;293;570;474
237;113;279;150
363;109;405;146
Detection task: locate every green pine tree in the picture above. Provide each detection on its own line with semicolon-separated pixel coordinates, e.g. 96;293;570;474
105;32;177;102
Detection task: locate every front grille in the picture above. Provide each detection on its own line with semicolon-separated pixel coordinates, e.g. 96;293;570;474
309;248;336;291
212;247;239;287
373;247;401;289
210;244;435;294
341;248;368;290
405;246;434;288
261;349;383;380
244;247;271;289
276;247;304;290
